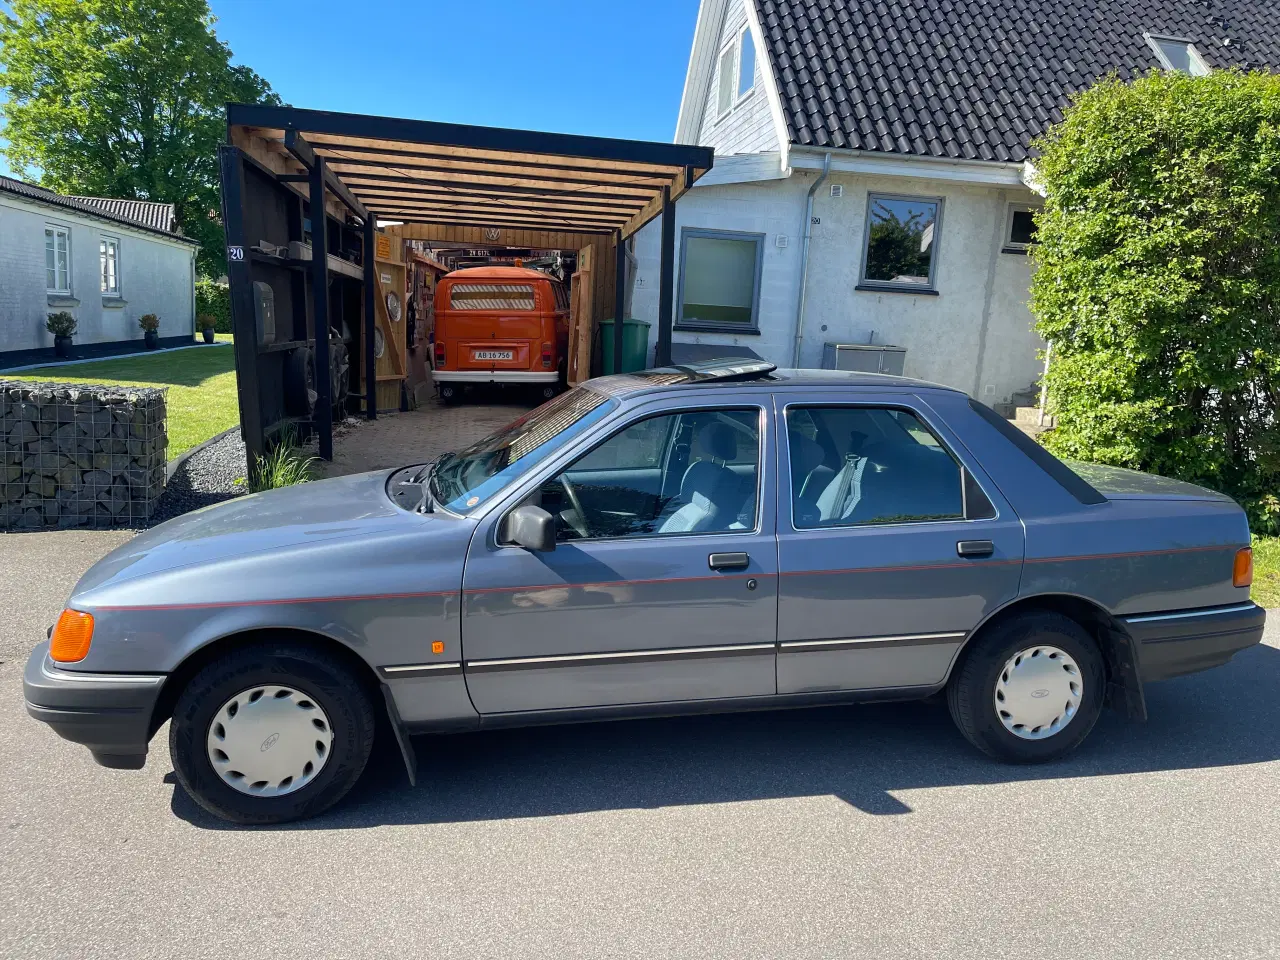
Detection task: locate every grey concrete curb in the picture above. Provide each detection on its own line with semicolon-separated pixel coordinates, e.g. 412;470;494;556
166;426;240;482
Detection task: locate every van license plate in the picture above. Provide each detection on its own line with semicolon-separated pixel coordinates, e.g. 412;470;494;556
473;350;513;361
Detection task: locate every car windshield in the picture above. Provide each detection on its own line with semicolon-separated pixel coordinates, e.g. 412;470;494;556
430;387;617;513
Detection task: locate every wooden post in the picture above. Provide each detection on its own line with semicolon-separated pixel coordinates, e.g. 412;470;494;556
656;185;675;368
613;230;627;374
309;155;334;460
363;218;377;420
217;146;265;476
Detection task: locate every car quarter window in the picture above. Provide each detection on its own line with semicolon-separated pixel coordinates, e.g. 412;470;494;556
527;407;761;543
785;405;967;528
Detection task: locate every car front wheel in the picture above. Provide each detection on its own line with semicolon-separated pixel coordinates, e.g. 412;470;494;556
947;611;1105;763
169;644;375;824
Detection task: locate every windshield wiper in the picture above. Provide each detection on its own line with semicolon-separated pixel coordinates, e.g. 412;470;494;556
400;451;453;514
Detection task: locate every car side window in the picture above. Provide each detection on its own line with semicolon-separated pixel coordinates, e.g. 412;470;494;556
531;408;760;542
786;405;964;528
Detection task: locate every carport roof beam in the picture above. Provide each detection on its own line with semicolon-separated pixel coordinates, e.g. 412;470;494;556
226;103;712;239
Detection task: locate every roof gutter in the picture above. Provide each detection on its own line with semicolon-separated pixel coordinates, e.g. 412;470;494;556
788;145;1028;187
791;152;830;368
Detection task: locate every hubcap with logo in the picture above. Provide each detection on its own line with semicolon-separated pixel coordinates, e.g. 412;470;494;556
993;645;1083;740
205;685;333;797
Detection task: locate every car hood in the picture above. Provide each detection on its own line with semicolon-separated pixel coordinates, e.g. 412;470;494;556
1067;461;1235;502
75;470;421;594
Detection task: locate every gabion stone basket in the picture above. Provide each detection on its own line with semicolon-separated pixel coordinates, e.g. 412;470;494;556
0;380;168;530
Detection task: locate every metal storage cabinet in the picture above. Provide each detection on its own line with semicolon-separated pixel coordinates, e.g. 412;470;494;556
822;342;907;375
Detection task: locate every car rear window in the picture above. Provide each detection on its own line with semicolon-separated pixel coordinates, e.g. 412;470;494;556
449;283;537;311
968;399;1105;505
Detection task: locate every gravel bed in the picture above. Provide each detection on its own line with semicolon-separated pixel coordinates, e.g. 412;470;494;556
144;431;248;527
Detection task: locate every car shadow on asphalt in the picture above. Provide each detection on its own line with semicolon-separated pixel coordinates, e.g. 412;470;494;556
167;641;1280;830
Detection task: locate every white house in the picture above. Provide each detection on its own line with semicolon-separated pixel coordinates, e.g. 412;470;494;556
630;0;1271;409
0;176;200;367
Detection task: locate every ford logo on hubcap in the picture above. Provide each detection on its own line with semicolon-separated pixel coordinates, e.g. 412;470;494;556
260;733;281;752
1030;689;1049;699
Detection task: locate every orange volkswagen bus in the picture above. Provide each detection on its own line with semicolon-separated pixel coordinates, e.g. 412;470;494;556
432;266;569;402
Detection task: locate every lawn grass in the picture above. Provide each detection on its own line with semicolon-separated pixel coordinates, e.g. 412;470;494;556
17;343;238;459
1250;535;1280;609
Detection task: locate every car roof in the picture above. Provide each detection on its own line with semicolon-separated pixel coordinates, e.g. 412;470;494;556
589;360;962;398
443;266;554;281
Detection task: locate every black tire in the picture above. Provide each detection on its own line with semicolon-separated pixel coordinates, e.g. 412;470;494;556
283;347;317;417
947;611;1105;763
169;644;375;825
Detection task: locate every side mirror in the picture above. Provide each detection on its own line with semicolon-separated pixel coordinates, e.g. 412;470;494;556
505;504;556;552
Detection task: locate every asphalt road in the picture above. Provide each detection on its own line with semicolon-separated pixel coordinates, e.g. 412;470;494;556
2;532;1278;959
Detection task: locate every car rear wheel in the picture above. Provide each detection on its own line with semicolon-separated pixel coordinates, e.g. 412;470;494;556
947;611;1105;763
169;645;374;824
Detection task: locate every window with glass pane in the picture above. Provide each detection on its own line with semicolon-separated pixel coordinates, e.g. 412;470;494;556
678;230;761;328
1008;209;1037;248
45;227;70;293
861;195;941;288
738;29;755;96
1150;37;1210;76
537;408;760;542
100;237;120;295
786;406;963;528
717;42;736;116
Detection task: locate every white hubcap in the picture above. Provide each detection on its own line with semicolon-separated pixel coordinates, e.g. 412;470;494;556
206;685;333;797
994;645;1083;740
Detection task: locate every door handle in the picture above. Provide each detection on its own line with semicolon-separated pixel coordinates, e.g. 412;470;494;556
709;552;750;570
956;540;994;558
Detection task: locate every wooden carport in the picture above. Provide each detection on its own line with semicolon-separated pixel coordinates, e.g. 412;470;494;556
219;104;713;466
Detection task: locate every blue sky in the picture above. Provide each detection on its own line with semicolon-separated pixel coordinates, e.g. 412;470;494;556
0;0;700;179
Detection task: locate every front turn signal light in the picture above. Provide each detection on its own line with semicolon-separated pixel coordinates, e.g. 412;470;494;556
1233;547;1253;588
50;609;94;663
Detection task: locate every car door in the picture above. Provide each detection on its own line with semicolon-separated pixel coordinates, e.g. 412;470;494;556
461;393;778;716
774;390;1024;695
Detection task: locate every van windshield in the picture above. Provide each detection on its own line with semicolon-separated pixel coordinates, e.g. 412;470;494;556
449;283;536;311
430;387;617;513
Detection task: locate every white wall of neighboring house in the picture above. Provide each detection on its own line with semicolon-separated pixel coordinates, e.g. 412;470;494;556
0;193;196;355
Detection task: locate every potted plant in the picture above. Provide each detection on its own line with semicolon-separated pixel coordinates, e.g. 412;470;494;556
46;311;77;359
198;313;217;344
138;313;160;350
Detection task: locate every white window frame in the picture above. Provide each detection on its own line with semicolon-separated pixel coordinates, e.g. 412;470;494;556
1002;203;1041;254
100;235;121;296
716;36;738;118
857;193;944;293
1145;33;1211;76
736;25;756;102
45;224;71;295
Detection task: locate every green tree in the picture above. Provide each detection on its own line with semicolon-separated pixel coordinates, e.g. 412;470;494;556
0;0;280;275
1030;69;1280;529
864;202;933;282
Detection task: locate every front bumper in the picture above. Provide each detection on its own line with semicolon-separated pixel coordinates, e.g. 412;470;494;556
23;641;166;770
1125;602;1266;682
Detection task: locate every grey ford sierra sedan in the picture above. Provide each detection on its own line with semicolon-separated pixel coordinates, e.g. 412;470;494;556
24;360;1264;823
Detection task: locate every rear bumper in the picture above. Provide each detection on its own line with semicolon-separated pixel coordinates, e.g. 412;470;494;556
433;370;559;384
1125;602;1265;682
23;641;165;770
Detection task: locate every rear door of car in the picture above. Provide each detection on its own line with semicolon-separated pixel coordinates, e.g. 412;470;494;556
773;389;1024;695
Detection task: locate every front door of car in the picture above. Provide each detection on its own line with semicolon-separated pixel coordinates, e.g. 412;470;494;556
774;392;1024;695
461;396;778;716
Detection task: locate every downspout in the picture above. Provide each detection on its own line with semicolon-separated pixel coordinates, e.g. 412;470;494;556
791;152;830;367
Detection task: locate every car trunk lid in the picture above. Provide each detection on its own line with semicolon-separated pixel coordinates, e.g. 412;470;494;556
1067;461;1235;502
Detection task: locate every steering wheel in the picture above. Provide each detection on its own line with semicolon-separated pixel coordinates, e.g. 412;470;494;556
558;473;589;538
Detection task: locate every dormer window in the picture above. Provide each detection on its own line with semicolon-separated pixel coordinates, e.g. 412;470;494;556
1145;33;1210;75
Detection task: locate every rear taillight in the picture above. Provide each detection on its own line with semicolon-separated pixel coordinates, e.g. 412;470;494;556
1234;547;1253;588
434;341;446;368
541;343;552;370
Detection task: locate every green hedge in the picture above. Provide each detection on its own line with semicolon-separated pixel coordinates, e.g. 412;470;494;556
195;276;232;334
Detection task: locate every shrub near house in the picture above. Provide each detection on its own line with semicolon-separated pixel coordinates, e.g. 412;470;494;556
1031;69;1280;530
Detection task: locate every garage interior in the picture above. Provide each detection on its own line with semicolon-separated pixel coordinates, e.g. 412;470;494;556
218;104;713;468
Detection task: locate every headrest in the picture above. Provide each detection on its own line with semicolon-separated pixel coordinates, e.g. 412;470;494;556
699;422;737;462
789;435;825;477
